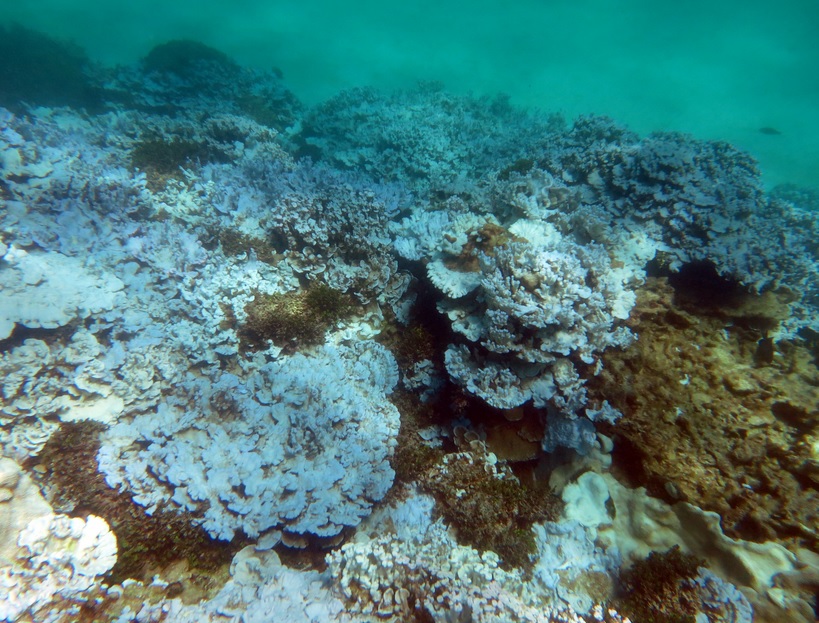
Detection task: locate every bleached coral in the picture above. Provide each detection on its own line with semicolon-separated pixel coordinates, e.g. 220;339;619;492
689;568;753;623
426;259;483;299
536;117;819;334
401;359;445;402
499;167;578;222
531;519;621;615
0;514;117;623
158;546;345;623
444;345;534;409
0;458;52;567
328;491;523;621
0;246;124;340
394;184;636;449
0;331;123;459
0;108;153;225
444;236;634;418
197;155;414;317
327;489;625;623
392;199;494;264
478;239;634;360
98;341;401;540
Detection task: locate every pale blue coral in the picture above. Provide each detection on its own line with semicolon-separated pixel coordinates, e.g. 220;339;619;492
98;341;400;540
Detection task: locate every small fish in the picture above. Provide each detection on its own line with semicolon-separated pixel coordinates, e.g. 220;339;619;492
758;127;782;135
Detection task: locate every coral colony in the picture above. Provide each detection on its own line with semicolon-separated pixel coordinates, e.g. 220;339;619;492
1;31;818;623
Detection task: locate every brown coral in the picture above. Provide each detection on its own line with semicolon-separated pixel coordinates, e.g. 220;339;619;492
590;276;819;552
613;546;703;623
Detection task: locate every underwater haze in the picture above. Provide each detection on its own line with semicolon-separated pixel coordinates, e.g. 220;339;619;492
1;0;818;189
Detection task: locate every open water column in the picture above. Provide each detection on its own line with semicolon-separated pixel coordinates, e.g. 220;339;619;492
1;0;818;186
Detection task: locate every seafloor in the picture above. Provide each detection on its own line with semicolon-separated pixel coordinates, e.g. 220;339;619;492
0;27;817;623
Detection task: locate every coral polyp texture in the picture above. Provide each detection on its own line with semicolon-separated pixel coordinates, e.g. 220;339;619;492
1;30;818;623
0;513;117;622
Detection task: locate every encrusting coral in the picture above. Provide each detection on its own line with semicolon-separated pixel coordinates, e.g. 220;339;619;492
590;276;819;551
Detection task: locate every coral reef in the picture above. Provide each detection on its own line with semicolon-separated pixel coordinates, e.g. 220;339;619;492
1;29;818;623
421;447;561;569
0;513;117;622
296;85;562;194
590;277;819;551
327;488;624;622
35;421;237;582
613;546;702;623
98;341;401;540
240;283;354;351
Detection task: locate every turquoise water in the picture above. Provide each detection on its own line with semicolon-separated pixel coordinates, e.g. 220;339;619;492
1;0;817;189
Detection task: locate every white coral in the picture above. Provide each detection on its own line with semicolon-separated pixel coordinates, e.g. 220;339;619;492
98;341;401;540
444;238;634;413
0;331;123;459
160;546;345;623
0;246;124;340
0;514;117;622
478;240;634;363
327;489;623;623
